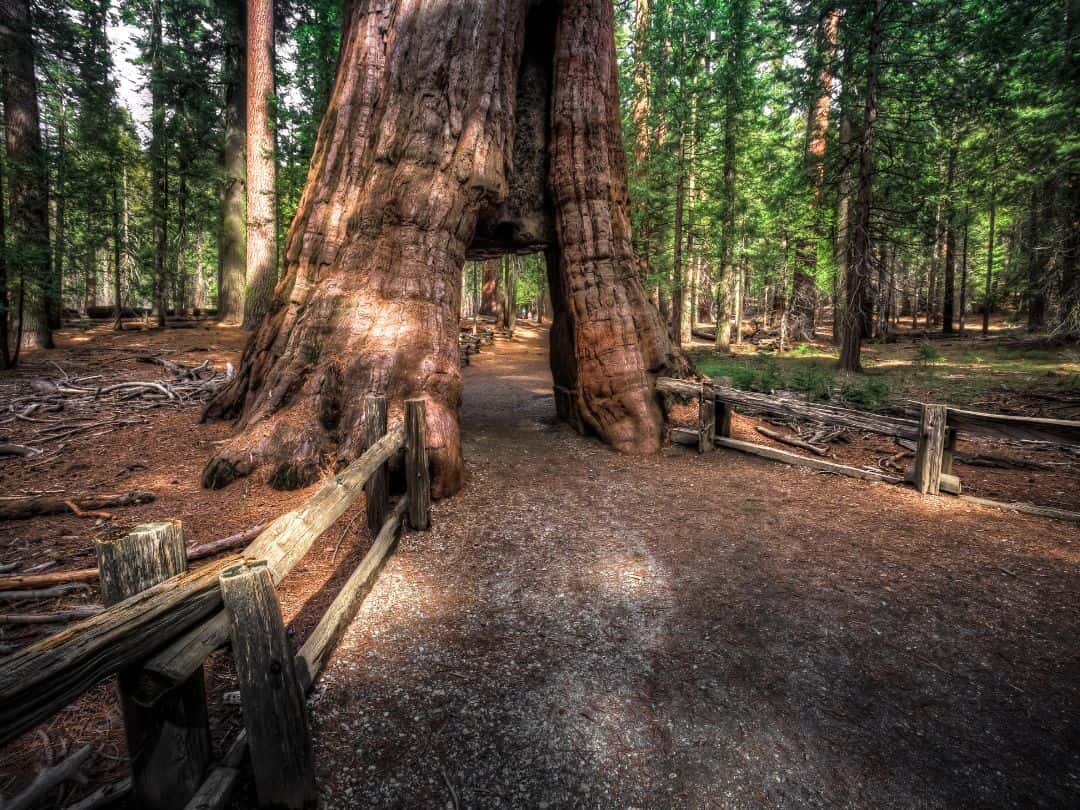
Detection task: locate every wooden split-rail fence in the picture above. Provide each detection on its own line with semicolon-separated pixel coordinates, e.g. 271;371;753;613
656;377;1080;522
0;396;434;810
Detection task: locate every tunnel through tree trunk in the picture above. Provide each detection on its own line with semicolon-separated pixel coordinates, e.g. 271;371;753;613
202;0;688;496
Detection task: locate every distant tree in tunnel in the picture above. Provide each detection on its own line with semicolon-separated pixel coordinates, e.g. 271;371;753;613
201;0;690;496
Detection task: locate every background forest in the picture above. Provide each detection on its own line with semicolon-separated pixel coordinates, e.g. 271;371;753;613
1;0;1077;373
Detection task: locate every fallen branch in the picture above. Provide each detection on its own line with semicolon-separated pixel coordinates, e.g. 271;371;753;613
0;584;91;601
0;523;266;591
61;778;131;810
715;436;903;484
958;495;1080;524
755;426;829;456
64;500;113;520
0;491;154;522
0;606;103;624
0;444;41;458
185;523;266;561
1;743;93;810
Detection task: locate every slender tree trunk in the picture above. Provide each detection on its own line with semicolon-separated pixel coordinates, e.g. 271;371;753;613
941;132;958;333
150;0;168;327
714;0;749;352
203;0;688;495
671;127;686;346
0;139;8;367
927;200;941;328
983;164;996;336
112;170;123;330
1;0;52;352
791;6;839;343
480;259;499;315
51;98;66;329
243;0;277;329
1026;184;1048;331
839;0;882;373
958;217;969;334
833;111;852;343
218;0;246;325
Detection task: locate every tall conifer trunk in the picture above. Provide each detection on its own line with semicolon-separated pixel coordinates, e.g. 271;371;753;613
218;0;246;325
243;0;277;328
1;0;53;353
203;0;688;495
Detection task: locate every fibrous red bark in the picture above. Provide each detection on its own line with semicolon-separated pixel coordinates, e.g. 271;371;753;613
203;0;688;496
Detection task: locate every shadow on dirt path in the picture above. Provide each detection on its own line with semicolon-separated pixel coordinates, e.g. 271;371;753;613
309;323;1080;809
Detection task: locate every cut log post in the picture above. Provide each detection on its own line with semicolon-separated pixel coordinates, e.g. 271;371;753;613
95;521;211;810
405;399;431;531
911;404;948;495
219;561;316;810
362;396;389;535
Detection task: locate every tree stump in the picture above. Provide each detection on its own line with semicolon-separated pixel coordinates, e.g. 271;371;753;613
94;521;211;810
362;396;389;535
219;560;316;809
405;399;431;531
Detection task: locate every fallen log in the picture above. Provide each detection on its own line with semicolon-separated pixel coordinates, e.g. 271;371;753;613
755;426;829;457
655;378;919;441
0;491;155;522
714;436;903;484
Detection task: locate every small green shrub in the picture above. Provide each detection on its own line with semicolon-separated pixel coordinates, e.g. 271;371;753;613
788;365;834;400
914;343;944;365
841;376;891;408
789;342;815;357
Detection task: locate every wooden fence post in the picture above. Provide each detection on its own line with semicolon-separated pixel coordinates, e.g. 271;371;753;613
362;396;389;535
698;382;715;453
219;561;316;810
405;398;432;530
912;403;948;495
715;376;733;438
95;521;211;810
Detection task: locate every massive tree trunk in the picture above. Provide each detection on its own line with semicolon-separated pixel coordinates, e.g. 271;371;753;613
218;0;246;325
202;0;687;496
1;0;53;353
243;0;278;328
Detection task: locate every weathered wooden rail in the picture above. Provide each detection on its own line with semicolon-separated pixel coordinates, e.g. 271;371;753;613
0;396;433;809
657;377;1080;520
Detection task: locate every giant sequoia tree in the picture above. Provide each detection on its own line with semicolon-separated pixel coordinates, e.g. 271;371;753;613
202;0;688;496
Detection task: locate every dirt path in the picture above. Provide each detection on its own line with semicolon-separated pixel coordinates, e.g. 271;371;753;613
309;324;1080;808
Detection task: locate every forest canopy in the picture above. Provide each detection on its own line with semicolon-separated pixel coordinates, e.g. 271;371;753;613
1;0;1077;372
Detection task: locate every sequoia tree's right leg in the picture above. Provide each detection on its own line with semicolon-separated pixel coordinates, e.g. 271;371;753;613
547;0;690;452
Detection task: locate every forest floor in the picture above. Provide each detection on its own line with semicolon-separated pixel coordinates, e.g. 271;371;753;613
0;319;1078;808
